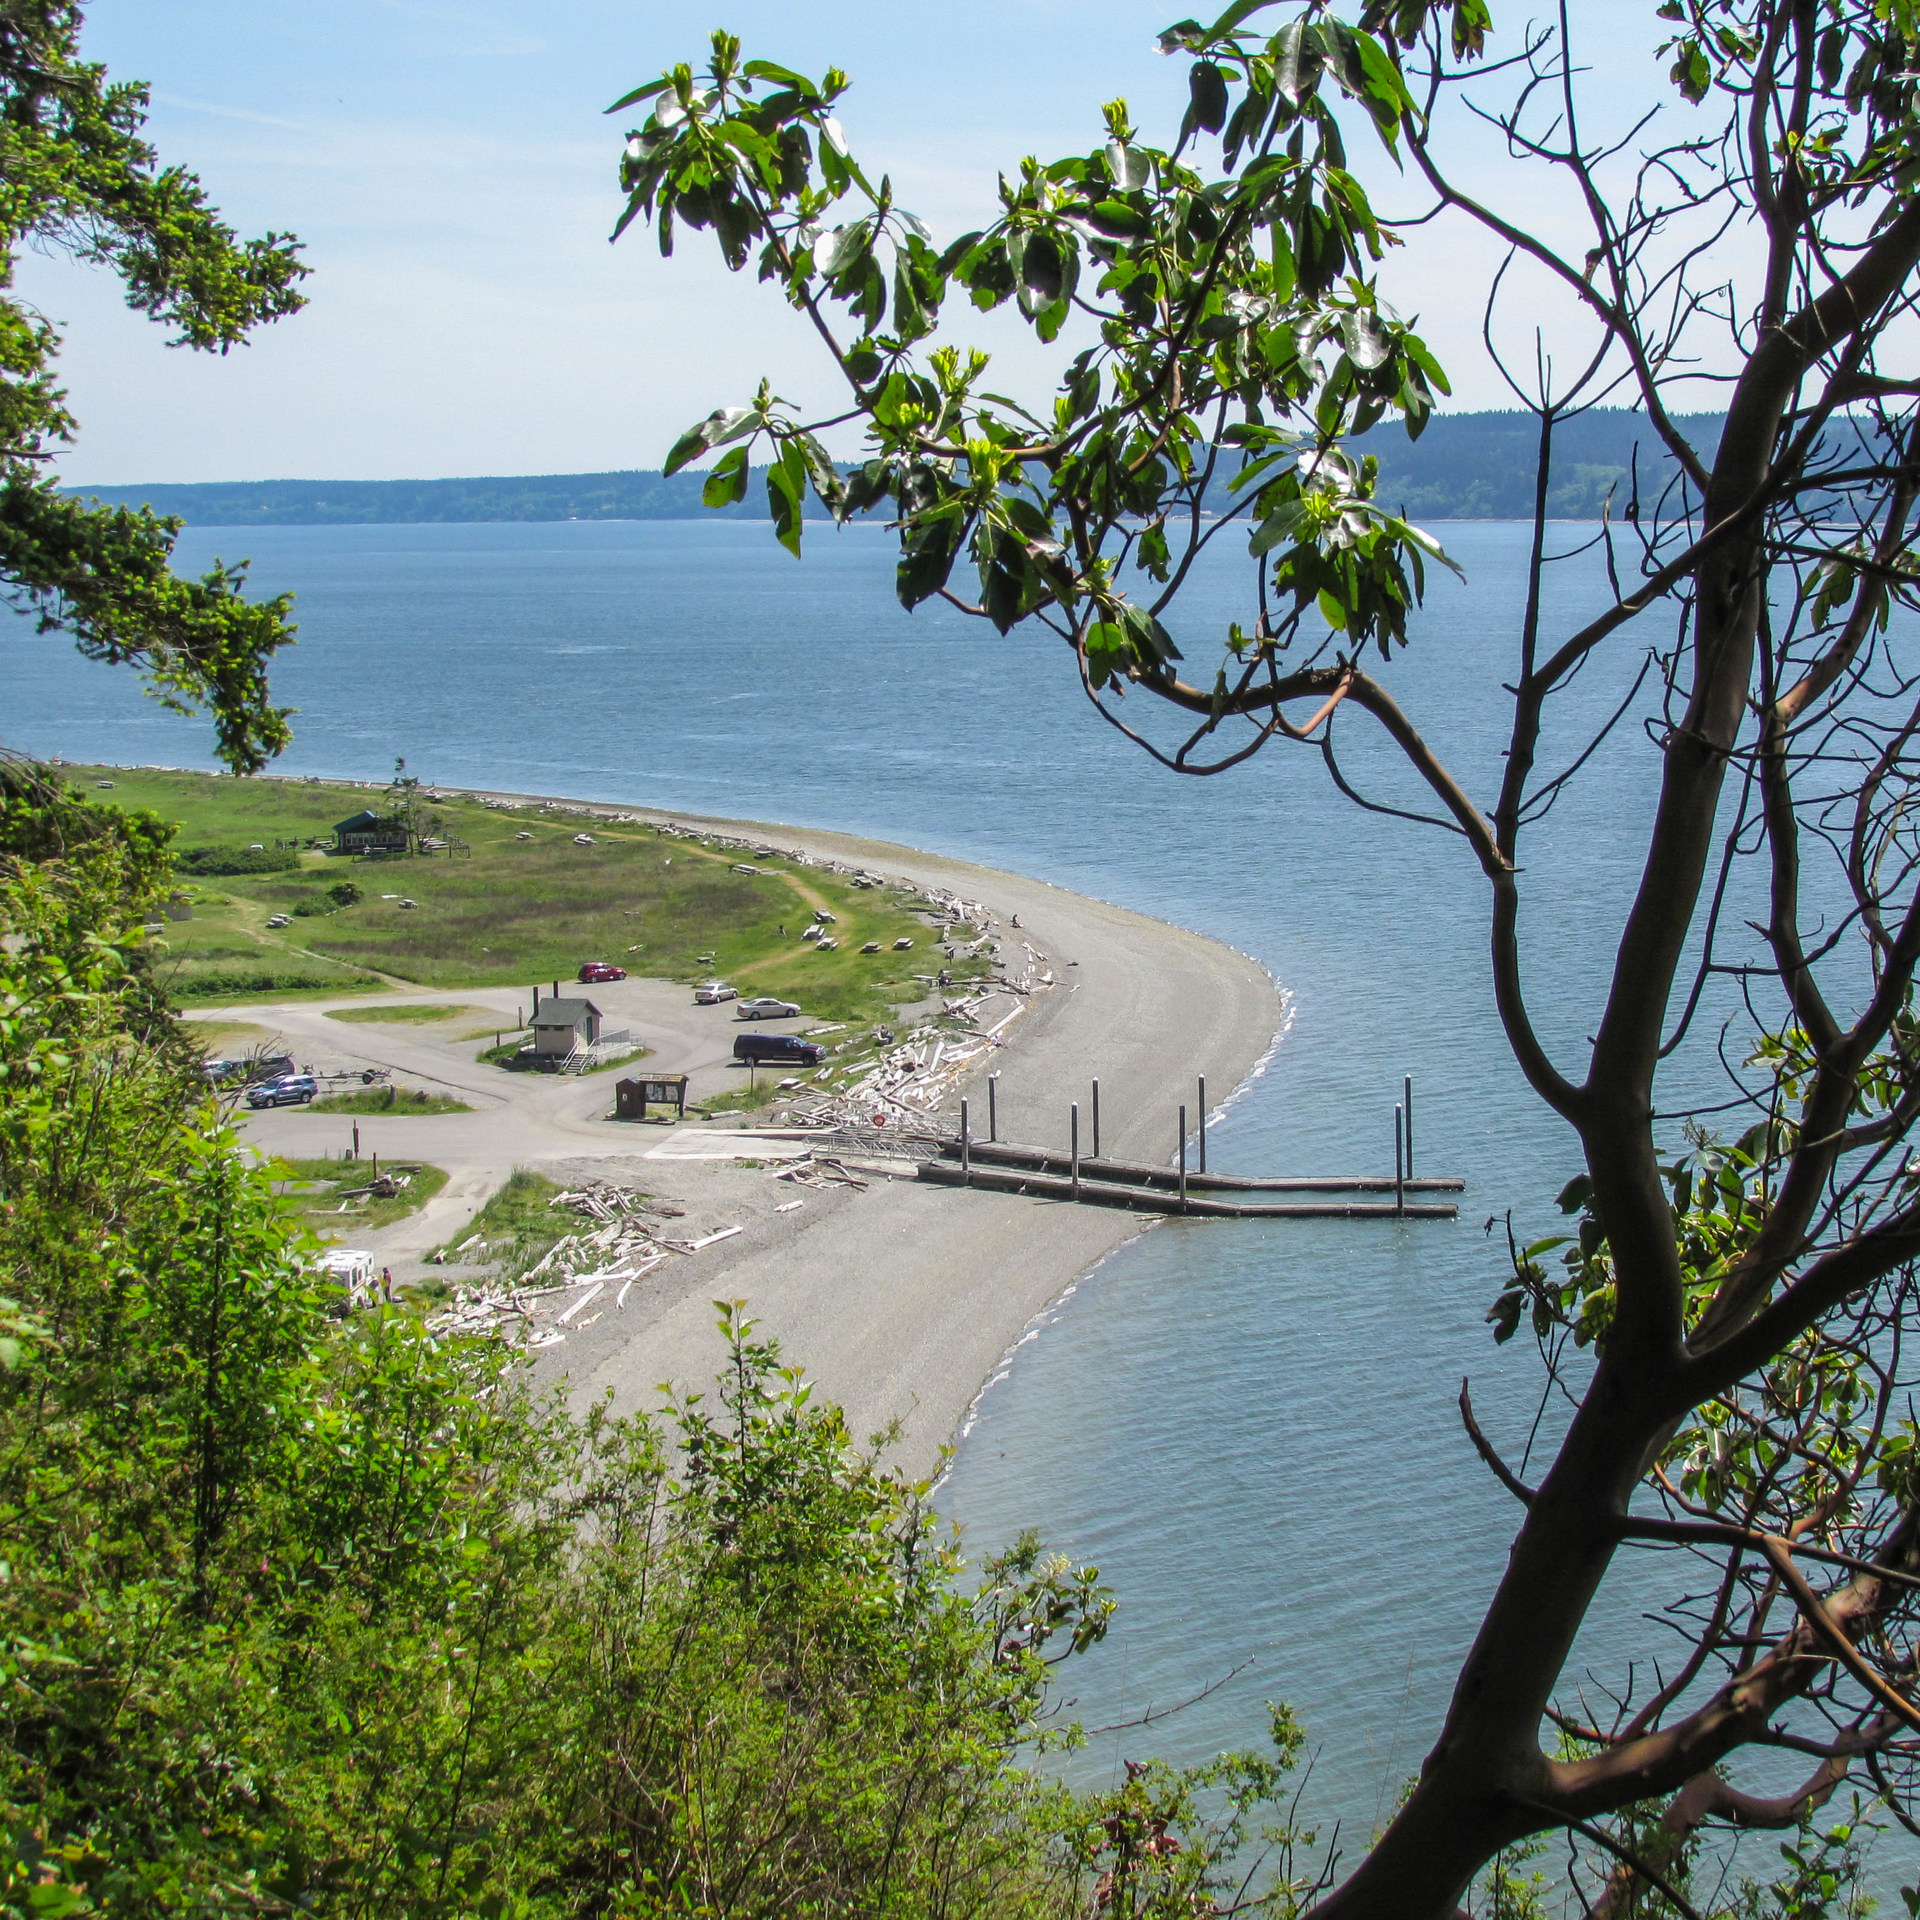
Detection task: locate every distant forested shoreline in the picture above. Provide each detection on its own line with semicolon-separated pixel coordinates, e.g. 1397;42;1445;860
66;409;1724;527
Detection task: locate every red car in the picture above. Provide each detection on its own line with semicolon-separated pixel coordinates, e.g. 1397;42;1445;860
577;961;626;984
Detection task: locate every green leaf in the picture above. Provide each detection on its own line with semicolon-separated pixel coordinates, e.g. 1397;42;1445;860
1487;1289;1524;1343
665;405;756;475
1188;60;1230;134
701;446;750;507
822;220;871;278
1670;39;1711;102
605;77;673;113
766;440;807;557
937;228;985;275
794;431;846;511
1120;600;1180;663
1249;499;1306;554
897;513;965;608
894;250;929;337
1340;306;1391;371
1015;230;1064;310
1083;618;1129;689
1104;140;1152;191
1208;0;1281;33
1087;199;1152;238
871;369;921;430
1272;22;1322;105
741;58;817;92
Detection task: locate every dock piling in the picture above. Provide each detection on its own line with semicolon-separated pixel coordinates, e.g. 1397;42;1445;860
961;1098;971;1187
1071;1102;1081;1200
1395;1104;1405;1216
1179;1105;1189;1213
1092;1078;1101;1160
1198;1075;1207;1172
1405;1075;1414;1180
988;1072;999;1143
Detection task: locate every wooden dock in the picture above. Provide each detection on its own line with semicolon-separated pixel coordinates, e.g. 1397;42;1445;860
933;1139;1462;1196
916;1154;1460;1219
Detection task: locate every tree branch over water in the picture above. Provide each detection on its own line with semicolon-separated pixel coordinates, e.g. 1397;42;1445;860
617;0;1920;1908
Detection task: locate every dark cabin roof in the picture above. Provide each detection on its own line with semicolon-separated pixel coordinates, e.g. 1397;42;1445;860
334;809;390;833
532;997;600;1027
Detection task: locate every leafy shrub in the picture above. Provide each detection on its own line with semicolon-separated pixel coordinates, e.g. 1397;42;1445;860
291;880;362;918
177;844;298;875
170;969;347;997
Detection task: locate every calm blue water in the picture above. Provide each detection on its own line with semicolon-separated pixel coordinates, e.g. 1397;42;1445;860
4;519;1851;1879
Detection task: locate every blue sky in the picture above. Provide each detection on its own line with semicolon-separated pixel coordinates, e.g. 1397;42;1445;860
30;2;1676;484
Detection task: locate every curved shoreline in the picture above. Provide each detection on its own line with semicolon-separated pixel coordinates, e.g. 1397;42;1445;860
939;991;1294;1481
221;772;1286;1474
539;799;1283;1474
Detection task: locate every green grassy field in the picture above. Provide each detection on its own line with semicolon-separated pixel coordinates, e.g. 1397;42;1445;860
74;767;989;1023
309;1087;474;1116
324;1002;496;1026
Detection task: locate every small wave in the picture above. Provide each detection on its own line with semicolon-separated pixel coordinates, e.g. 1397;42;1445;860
936;1219;1164;1487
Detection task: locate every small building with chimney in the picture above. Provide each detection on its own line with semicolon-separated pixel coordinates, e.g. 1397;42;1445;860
530;995;602;1059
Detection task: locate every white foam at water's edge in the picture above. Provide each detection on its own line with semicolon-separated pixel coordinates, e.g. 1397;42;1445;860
940;970;1292;1477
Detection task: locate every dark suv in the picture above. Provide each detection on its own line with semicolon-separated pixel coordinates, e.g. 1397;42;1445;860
733;1032;826;1067
247;1073;318;1109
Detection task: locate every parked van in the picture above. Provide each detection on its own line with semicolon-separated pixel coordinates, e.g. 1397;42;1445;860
733;1032;826;1067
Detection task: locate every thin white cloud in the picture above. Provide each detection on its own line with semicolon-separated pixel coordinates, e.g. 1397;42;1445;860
151;91;305;131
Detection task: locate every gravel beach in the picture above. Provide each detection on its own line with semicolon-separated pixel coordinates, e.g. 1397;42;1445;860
560;811;1281;1475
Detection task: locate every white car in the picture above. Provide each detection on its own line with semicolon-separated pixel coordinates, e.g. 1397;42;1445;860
265;912;291;928
694;982;737;1004
737;996;801;1020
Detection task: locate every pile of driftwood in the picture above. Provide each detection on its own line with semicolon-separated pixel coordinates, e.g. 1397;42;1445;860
771;1153;870;1190
784;1024;998;1130
547;1180;662;1225
775;940;1055;1133
334;1168;414;1209
424;1181;740;1350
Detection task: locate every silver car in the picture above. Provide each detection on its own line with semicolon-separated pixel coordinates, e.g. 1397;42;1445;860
736;996;801;1020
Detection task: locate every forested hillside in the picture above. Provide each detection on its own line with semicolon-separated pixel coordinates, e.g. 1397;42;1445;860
66;410;1725;527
